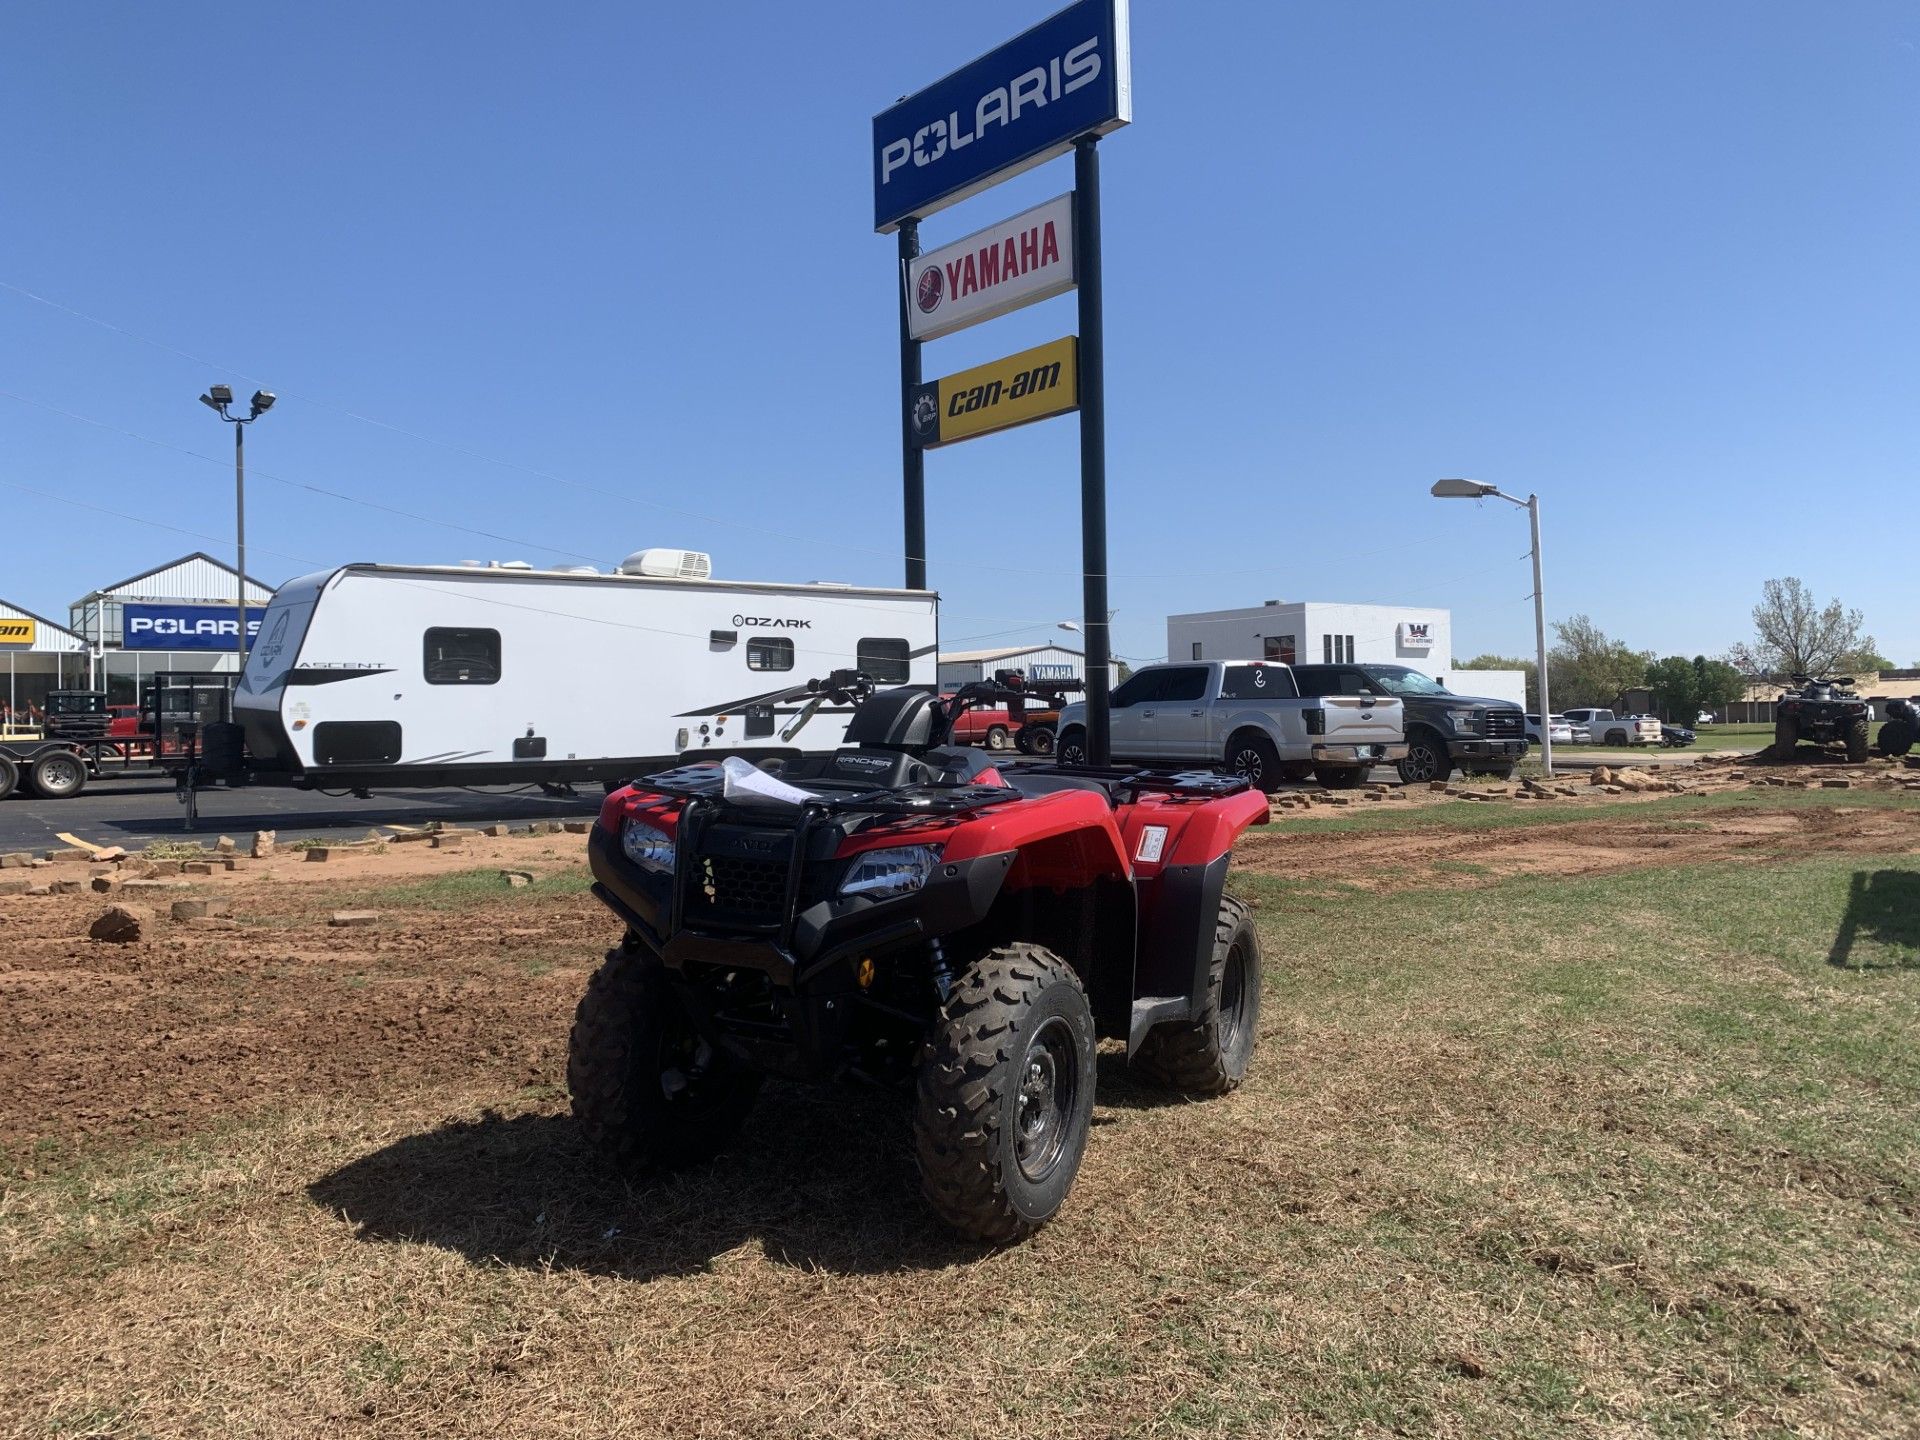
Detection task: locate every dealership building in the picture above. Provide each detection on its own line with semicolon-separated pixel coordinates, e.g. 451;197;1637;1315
937;643;1118;692
1166;601;1527;707
0;552;273;718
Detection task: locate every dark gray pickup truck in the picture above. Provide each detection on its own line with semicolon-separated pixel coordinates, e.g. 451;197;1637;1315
1289;663;1529;784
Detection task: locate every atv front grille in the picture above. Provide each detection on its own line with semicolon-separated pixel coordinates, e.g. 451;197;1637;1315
688;848;793;929
1484;711;1524;739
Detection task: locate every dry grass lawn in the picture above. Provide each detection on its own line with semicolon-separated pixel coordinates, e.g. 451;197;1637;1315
2;790;1917;1437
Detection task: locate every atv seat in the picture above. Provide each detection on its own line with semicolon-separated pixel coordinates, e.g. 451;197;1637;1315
999;772;1116;805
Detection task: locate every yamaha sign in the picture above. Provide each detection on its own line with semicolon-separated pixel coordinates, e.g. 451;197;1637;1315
872;0;1131;232
124;603;267;651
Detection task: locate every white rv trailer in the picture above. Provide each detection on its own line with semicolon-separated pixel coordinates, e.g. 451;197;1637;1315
231;553;938;790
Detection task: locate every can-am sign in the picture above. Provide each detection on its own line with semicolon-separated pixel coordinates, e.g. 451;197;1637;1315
872;0;1131;232
907;193;1075;341
910;335;1078;449
124;603;267;651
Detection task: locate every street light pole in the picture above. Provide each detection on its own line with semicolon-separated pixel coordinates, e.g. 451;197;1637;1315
199;386;274;686
1430;478;1553;778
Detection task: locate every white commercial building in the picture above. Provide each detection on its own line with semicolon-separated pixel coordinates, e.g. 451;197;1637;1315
937;643;1117;692
69;552;276;703
1166;601;1527;708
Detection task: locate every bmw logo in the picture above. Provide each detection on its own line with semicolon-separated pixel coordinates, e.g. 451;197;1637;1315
916;266;943;314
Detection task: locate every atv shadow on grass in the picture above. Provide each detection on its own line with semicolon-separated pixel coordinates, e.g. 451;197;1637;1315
308;1062;1191;1279
1827;869;1920;970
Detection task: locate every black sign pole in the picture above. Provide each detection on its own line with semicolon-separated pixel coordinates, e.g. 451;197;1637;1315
898;219;927;591
1073;137;1111;765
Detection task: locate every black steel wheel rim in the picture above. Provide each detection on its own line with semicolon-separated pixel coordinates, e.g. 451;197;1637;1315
1218;940;1249;1054
1015;1016;1078;1183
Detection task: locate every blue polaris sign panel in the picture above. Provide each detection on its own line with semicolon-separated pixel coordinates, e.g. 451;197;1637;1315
124;603;268;651
873;0;1130;233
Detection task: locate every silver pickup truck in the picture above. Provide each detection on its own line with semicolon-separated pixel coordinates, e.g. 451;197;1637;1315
1052;660;1405;791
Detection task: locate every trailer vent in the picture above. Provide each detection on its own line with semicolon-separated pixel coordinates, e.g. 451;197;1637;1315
618;548;712;580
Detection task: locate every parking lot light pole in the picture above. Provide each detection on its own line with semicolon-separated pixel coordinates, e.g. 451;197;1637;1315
198;386;274;681
1430;478;1553;778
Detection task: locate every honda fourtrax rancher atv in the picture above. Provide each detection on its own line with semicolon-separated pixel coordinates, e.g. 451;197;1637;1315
570;671;1269;1243
1774;675;1871;763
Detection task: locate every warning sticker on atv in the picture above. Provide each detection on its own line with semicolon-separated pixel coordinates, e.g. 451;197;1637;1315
909;336;1078;449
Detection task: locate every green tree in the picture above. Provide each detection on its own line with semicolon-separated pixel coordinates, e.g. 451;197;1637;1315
1454;653;1539;711
1548;615;1652;710
1834;646;1893;676
1727;577;1877;679
1644;655;1747;722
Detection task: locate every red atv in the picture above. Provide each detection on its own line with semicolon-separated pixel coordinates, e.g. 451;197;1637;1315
570;672;1269;1242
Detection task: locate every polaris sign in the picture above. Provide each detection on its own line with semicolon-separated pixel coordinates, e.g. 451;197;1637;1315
124;603;267;651
872;0;1131;233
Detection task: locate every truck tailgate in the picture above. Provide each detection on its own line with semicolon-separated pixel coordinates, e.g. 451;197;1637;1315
1319;696;1402;744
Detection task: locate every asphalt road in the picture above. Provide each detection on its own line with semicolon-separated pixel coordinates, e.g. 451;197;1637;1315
1;745;1719;855
0;775;601;854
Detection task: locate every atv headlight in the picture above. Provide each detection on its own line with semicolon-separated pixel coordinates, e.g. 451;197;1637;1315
839;844;942;900
621;819;676;873
1446;708;1483;734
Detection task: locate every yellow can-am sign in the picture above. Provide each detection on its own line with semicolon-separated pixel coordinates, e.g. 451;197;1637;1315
0;617;36;648
909;336;1078;449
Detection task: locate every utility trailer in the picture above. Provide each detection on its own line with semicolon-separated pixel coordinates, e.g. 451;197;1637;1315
188;553;936;807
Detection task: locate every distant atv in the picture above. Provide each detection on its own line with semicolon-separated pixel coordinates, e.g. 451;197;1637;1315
1773;675;1870;763
1879;696;1917;758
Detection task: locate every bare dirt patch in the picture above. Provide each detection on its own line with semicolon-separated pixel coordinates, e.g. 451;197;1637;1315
1236;802;1920;889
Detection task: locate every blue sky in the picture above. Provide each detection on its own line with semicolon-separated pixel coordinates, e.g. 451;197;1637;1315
4;2;1915;667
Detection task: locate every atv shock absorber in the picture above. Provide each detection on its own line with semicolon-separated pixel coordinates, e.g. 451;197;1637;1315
927;937;953;1005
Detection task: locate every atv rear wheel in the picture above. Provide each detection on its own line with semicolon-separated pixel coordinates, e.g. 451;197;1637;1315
1773;715;1798;760
568;947;760;1171
1133;895;1262;1095
1226;731;1283;793
1054;726;1088;768
1312;765;1366;789
915;944;1097;1244
1880;717;1916;757
1846;716;1870;764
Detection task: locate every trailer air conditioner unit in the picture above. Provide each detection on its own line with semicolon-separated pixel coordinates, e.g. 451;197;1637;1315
618;548;712;580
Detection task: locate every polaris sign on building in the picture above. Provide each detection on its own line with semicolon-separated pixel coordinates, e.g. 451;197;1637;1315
124;603;267;651
871;0;1131;233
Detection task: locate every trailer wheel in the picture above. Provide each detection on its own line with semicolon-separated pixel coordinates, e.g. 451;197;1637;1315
28;751;86;800
0;756;16;801
915;943;1097;1244
568;946;760;1172
1133;895;1262;1095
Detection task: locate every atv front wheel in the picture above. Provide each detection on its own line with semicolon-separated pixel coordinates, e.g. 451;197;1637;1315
915;944;1097;1244
1880;717;1916;757
568;947;760;1171
1133;895;1262;1095
1846;716;1870;764
1054;726;1088;767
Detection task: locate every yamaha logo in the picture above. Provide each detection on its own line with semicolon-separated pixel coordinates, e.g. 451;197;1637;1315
916;266;943;314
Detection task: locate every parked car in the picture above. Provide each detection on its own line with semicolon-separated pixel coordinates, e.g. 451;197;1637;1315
1053;660;1405;791
1660;724;1696;747
1561;708;1662;746
1290;663;1528;784
1696;710;1716;725
1525;713;1574;746
940;699;1020;751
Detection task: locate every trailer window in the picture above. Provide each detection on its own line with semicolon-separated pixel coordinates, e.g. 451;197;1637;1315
746;637;794;672
858;637;912;683
423;628;501;685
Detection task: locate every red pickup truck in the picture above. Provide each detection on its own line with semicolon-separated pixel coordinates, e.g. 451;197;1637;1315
939;699;1020;751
